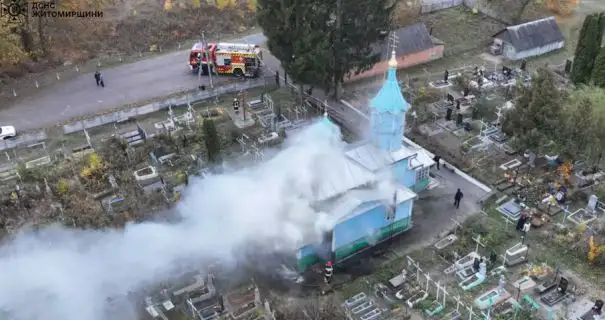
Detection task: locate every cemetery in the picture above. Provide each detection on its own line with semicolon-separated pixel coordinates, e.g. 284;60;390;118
0;85;316;232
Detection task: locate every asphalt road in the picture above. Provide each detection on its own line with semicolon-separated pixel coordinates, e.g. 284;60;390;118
0;33;270;131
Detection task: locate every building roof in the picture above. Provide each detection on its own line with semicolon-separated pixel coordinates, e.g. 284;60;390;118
327;187;417;223
493;17;564;52
409;149;435;169
313;154;376;202
345;143;415;172
369;51;409;114
377;24;437;58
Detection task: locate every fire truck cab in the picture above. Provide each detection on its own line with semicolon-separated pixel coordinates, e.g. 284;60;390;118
189;42;263;78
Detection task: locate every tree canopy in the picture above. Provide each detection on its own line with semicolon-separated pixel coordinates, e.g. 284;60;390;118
571;13;604;85
592;47;605;88
504;69;605;165
202;118;222;164
257;0;394;98
502;68;563;155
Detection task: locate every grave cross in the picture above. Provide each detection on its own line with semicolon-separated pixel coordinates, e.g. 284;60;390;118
472;235;486;254
388;32;399;57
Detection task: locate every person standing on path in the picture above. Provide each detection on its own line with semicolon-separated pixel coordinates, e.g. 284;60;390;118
433;155;441;170
94;71;101;86
454;188;463;209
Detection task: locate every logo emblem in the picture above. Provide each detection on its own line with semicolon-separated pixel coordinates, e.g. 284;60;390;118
1;0;28;23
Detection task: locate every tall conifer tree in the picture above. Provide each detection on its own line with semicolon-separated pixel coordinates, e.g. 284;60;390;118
571;13;602;85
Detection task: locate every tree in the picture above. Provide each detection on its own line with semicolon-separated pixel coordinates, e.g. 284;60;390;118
0;20;28;68
558;97;598;161
502;69;563;155
566;86;605;165
202;118;222;163
571;13;603;85
257;0;394;98
592;47;605;87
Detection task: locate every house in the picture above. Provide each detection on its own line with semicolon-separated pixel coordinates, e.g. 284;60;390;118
296;52;435;271
492;17;565;61
346;23;444;82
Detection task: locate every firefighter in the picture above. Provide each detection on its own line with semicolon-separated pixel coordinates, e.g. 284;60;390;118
324;261;333;284
233;98;239;114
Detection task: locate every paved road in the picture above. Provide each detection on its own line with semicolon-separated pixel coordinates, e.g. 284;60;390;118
0;33;270;131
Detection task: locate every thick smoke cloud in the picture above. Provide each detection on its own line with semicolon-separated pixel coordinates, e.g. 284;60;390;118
0;120;356;320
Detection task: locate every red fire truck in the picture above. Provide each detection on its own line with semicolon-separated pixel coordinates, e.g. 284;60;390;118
189;42;263;78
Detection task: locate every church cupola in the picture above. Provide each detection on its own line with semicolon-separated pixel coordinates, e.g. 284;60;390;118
369;50;410;152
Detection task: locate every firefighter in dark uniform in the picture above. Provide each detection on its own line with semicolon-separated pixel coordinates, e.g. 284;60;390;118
324;261;333;284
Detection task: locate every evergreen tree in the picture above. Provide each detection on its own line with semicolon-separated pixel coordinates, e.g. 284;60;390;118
571;13;602;85
502;69;563;154
559;98;597;160
592;48;605;88
257;0;394;98
202;119;222;164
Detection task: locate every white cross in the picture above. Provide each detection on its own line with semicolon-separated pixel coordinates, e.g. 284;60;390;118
389;32;399;53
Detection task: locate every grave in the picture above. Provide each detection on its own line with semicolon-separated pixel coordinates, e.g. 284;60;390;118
504;243;528;266
119;126;147;147
405;290;428;308
459;262;486;291
343;292;367;309
443;310;461;320
360;308;382;320
429;80;452;88
258;132;279;144
71;144;94;159
579;300;603;320
351;301;374;315
520;295;541;311
444;251;479;275
497;199;522;220
491;298;519;316
490;132;508;143
474;288;511;309
149;148;176;166
434;234;457;250
499;159;522;171
102;195;126;213
424;284;445;317
512;276;536;292
567;208;598;225
540;277;569;306
25;155;52;169
134;166;158;182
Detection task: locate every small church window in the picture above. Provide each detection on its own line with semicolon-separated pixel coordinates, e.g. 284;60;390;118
416;167;430;182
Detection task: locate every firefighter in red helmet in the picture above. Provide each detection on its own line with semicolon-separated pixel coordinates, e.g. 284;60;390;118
324;261;333;284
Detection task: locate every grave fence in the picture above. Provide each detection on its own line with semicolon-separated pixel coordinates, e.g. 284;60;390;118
62;77;271;134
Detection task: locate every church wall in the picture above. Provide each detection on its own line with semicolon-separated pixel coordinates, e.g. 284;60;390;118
391;159;415;189
332;200;413;262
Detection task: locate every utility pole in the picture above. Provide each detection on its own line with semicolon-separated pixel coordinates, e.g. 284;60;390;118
201;32;214;89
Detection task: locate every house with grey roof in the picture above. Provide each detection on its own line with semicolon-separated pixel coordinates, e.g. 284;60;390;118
346;23;444;82
492;17;565;61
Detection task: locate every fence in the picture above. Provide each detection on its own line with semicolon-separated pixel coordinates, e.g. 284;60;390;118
0;131;48;152
62;76;272;134
0;27;260;102
421;0;463;13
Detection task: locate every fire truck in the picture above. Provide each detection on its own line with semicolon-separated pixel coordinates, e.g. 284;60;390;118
189;42;263;78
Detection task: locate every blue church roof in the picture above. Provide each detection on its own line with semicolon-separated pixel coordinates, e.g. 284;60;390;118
369;51;409;114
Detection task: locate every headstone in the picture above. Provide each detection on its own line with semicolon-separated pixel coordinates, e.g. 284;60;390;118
520;60;527;71
456;113;463;126
446;108;452;121
233;98;240;114
444;70;449;82
478;262;487;278
587;195;598;213
463;88;470;97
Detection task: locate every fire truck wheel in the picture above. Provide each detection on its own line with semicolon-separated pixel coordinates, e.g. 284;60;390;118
233;68;244;78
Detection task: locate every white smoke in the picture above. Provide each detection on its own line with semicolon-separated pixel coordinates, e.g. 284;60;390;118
0;119;357;320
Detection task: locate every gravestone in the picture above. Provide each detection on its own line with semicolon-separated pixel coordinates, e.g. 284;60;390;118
587;195;598;213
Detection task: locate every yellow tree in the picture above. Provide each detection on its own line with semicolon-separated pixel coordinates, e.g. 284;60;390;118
215;0;236;9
